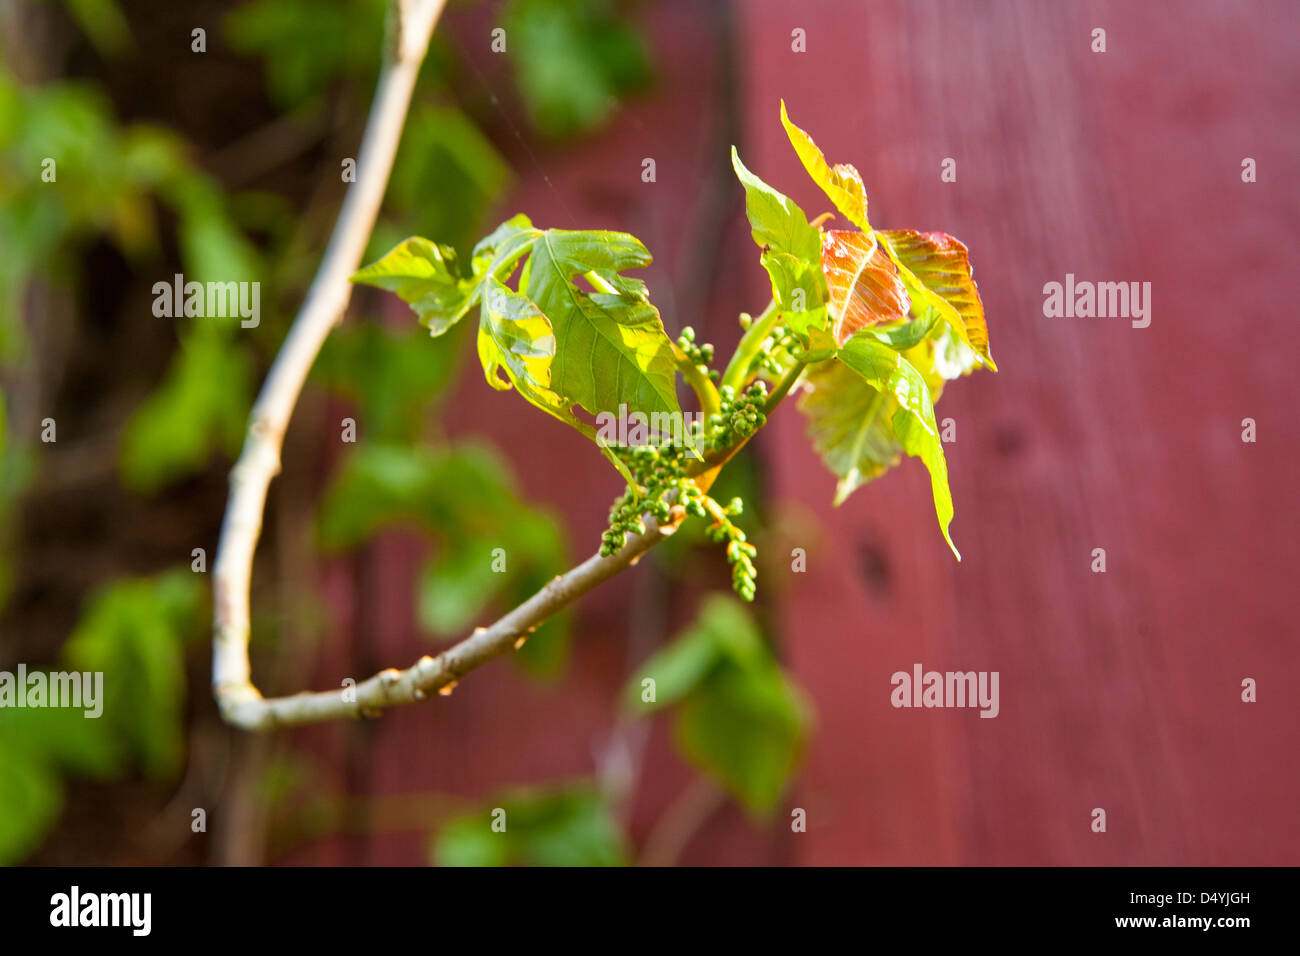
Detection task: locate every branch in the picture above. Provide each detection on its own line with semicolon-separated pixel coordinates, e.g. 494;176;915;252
212;0;447;730
222;513;684;731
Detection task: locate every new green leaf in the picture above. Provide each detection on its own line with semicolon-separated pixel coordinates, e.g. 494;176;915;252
803;335;960;558
731;146;827;339
350;237;475;336
780;100;871;231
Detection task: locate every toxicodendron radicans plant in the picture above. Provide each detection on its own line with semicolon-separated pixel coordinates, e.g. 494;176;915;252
354;101;995;583
214;90;995;731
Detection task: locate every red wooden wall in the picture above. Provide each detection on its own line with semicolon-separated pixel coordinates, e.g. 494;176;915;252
284;0;1300;865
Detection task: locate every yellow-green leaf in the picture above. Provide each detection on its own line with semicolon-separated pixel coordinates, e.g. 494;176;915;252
803;335;960;559
879;229;995;370
780;100;871;231
350;237;475;336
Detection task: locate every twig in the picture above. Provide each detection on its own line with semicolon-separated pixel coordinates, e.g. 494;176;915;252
211;0;447;730
220;514;682;730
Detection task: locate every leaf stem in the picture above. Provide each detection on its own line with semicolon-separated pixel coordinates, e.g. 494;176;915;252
720;300;778;391
764;359;807;415
673;343;721;418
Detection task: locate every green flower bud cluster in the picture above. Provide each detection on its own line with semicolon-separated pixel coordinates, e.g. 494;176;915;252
676;326;720;382
756;329;798;376
600;441;694;557
706;496;758;601
707;381;769;450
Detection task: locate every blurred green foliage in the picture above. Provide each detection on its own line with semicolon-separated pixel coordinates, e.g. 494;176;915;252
624;596;811;815
432;783;628;866
504;0;652;138
316;441;570;674
227;0;389;111
0;571;202;864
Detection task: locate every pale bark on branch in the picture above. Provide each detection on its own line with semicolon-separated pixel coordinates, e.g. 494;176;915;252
212;0;680;732
219;516;678;731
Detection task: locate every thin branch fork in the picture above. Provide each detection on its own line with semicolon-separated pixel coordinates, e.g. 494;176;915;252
221;514;681;731
212;0;453;731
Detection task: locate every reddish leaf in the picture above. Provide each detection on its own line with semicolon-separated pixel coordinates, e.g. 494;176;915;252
821;230;910;344
880;229;993;367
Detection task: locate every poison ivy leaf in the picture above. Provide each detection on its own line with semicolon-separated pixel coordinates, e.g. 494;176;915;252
521;228;678;419
432;784;628;867
356;219;679;480
471;213;542;278
903;323;981;397
879;229;994;369
799;357;904;500
864;311;940;352
780;100;871;231
821;229;910;344
476;276;560;408
350;237;476;336
624;596;811;816
809;335;959;558
730;147;821;263
730;147;828;339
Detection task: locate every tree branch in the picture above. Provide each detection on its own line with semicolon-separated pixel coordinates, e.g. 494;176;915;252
222;514;683;731
212;0;448;731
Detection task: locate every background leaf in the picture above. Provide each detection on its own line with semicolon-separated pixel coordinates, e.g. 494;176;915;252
431;784;628;866
119;332;252;493
624;596;811;816
503;0;652;138
317;442;570;675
